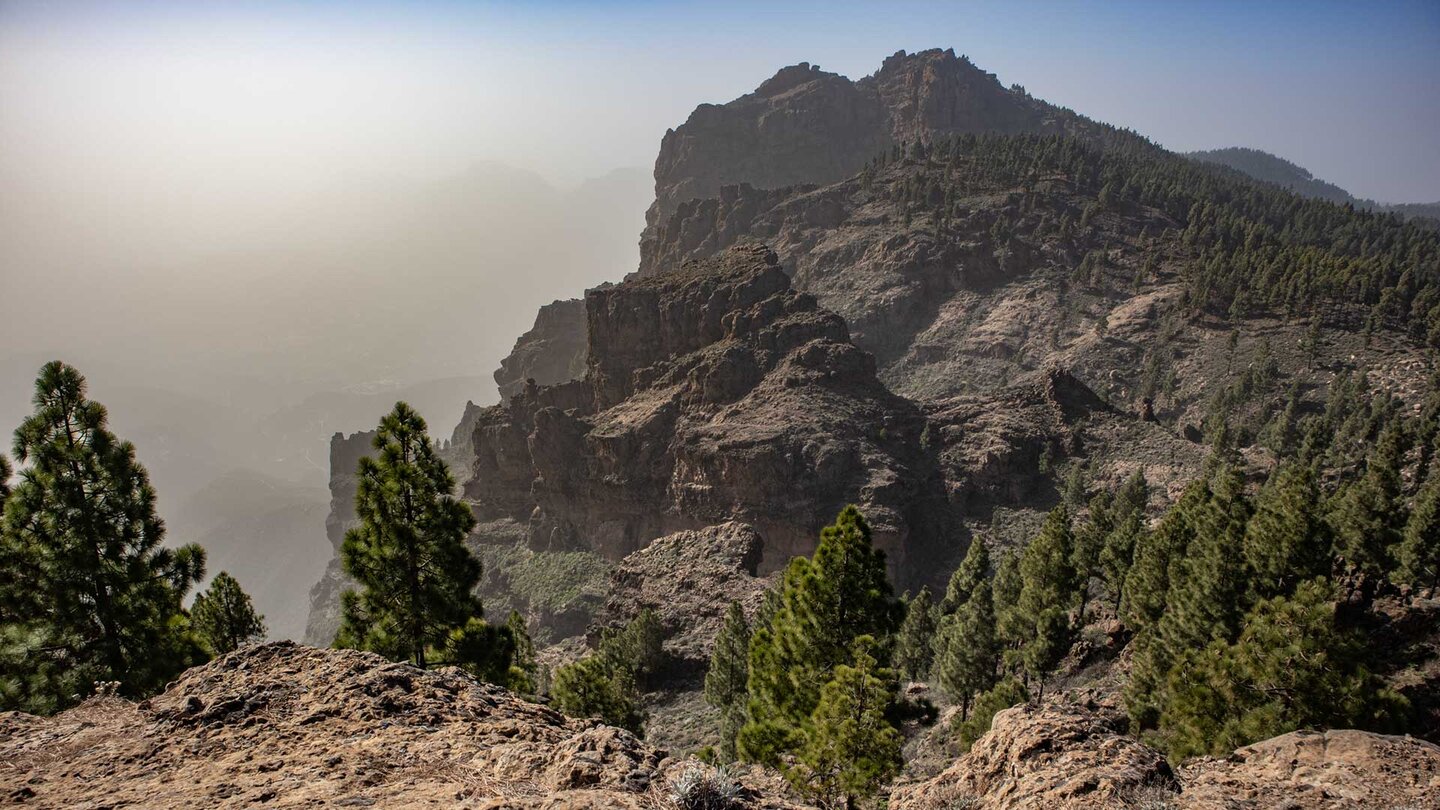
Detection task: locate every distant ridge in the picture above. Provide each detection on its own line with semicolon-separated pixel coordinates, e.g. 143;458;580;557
1187;146;1440;224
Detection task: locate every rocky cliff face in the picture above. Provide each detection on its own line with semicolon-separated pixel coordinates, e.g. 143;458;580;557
494;297;591;400
466;243;945;578
302;429;373;646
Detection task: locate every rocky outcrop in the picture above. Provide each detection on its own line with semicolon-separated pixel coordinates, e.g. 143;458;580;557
0;642;801;809
891;702;1173;809
494;298;590;400
891;700;1440;810
1177;728;1440;809
466;243;945;580
302;430;373;646
596;522;774;665
646;48;1119;229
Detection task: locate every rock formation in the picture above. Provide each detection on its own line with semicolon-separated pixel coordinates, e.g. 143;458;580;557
890;700;1440;810
595;521;774;666
0;642;801;809
494;298;590;400
6;644;1435;809
646;48;1119;229
302;429;373;647
466;243;944;579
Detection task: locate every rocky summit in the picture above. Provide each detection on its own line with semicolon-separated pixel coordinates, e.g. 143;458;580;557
3;642;1435;809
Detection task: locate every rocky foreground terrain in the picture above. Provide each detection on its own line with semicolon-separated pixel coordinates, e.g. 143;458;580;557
1;642;1435;809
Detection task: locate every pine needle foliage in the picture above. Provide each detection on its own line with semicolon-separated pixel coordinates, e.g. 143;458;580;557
0;362;206;711
336;401;480;669
191;572;266;655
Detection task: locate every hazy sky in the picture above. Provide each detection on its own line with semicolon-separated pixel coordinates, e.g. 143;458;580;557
4;0;1437;201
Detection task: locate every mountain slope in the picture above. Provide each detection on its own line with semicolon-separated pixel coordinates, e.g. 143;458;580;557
1188;146;1440;223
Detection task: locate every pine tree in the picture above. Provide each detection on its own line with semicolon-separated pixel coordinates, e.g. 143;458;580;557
1243;464;1330;598
739;506;901;767
1122;480;1210;631
893;586;937;681
1072;491;1113;600
933;581;997;718
443;617;515;684
1014;507;1079;688
597;608;666;689
1330;425;1407;577
941;536;990;614
704;602;751;761
504;610;538;694
796;637;903;809
336;402;481;669
1161;466;1251;654
1159;579;1406;759
992;549;1024;658
551;655;644;735
1395;468;1440;589
190;572;266;655
1099;510;1146;611
1121;480;1211;729
0;362;206;710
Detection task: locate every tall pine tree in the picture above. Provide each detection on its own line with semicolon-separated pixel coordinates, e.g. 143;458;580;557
1014;507;1079;690
739;506;901;767
1243;464;1330;598
0;362;206;710
1330;424;1407;577
337;402;481;668
796;637;903;809
941;536;990;614
933;580;998;718
704;601;751;761
893;586;937;681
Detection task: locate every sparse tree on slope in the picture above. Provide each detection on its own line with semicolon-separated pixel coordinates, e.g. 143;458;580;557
191;572;266;655
551;654;644;735
337;401;481;669
934;580;998;719
739;506;901;767
893;586;937;682
504;610;538;694
598;607;666;689
797;636;903;810
704;601;751;761
0;362;206;711
941;536;990;614
952;676;1028;753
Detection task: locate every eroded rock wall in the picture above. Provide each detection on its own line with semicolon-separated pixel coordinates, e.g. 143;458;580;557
466;243;944;579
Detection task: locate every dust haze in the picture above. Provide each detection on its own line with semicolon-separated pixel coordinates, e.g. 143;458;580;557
0;7;653;639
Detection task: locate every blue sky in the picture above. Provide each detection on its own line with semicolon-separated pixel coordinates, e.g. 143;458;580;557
2;0;1437;201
